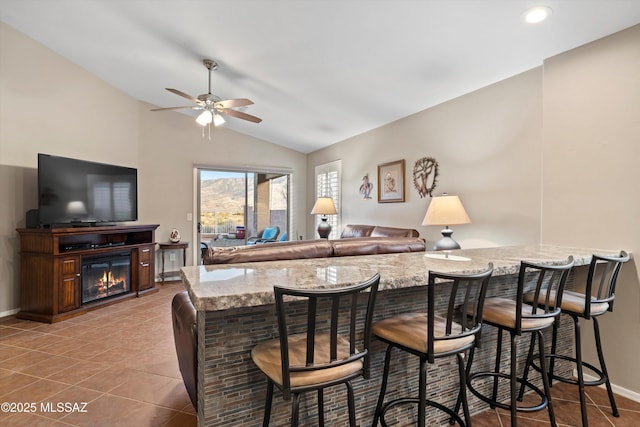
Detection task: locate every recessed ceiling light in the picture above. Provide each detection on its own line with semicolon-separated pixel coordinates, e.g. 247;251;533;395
524;6;552;24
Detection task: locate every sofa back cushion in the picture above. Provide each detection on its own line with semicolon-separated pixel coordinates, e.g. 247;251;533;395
340;224;375;238
340;224;420;238
331;237;425;257
205;239;334;264
370;226;420;238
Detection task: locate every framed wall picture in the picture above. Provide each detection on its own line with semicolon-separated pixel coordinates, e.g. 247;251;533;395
377;160;405;203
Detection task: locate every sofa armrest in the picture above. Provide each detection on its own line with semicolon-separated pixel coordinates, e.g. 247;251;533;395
171;291;197;409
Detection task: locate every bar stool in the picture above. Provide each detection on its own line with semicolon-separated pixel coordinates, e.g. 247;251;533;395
251;273;380;427
465;257;574;427
371;264;494;427
521;251;629;426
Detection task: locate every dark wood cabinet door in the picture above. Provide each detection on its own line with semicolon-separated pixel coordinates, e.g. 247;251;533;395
138;246;153;291
58;256;80;313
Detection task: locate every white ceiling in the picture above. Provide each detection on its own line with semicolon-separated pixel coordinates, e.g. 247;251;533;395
2;1;639;154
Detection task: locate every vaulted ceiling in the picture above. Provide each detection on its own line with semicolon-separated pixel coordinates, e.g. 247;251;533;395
2;1;639;153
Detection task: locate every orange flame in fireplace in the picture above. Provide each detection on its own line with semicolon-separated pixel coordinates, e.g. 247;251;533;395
99;270;127;288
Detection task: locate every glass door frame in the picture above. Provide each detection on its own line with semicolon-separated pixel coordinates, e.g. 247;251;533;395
192;165;292;265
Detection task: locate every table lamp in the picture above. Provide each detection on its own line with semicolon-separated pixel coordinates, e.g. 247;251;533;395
311;197;337;238
422;194;470;250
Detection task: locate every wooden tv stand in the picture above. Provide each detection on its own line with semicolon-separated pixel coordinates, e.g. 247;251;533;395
16;224;159;323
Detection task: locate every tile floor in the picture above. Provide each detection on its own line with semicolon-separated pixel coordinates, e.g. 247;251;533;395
0;280;638;426
470;381;640;426
0;281;196;427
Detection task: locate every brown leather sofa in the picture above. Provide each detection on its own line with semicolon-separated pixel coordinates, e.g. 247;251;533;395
172;291;198;410
203;224;424;265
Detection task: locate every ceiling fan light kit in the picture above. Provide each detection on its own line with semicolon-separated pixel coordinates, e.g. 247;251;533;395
196;109;213;126
151;58;261;139
213;113;225;127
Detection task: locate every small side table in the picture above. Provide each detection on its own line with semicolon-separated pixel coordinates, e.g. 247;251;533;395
158;241;189;284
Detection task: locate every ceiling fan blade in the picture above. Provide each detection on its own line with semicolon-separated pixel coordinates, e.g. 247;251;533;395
220;109;262;123
215;98;254;109
166;88;201;104
150;106;195;111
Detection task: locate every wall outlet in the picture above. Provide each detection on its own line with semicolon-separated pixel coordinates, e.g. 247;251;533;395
169;253;176;261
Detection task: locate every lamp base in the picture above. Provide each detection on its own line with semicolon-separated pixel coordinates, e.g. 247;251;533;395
433;227;460;251
317;217;332;239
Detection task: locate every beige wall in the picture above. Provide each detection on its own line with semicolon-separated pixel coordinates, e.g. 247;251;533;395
137;102;307;266
0;22;140;316
0;22;307;316
308;67;543;248
542;24;640;394
307;24;640;396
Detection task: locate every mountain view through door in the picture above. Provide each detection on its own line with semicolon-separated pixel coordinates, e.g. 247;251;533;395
198;169;290;255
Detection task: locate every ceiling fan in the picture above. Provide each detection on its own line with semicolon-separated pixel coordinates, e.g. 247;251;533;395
151;59;262;127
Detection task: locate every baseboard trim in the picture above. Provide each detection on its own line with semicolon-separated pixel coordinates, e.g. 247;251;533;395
0;308;20;319
578;371;640;403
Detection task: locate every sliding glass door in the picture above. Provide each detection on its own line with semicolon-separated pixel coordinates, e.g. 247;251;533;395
197;168;290;262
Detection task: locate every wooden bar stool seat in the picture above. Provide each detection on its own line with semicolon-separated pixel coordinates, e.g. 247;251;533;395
252;333;365;388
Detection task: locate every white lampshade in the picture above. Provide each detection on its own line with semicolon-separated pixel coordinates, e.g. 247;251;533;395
310;197;337;215
422;194;470;251
422;194;470;226
311;197;337;239
196;110;213;126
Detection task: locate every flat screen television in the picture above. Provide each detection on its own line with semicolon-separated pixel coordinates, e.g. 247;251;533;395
38;153;138;226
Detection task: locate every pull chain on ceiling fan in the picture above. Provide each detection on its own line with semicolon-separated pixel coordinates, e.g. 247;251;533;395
151;59;261;139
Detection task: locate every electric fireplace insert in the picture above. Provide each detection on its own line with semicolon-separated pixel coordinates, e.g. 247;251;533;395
82;251;132;304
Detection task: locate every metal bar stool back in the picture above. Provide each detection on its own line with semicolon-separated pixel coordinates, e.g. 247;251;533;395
522;250;629;426
466;257;574;427
371;264;494;427
251;273;380;427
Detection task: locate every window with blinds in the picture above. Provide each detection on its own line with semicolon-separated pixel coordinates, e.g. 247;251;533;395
314;160;341;239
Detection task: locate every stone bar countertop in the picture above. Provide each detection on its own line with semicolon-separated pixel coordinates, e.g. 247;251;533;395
183;244;627;427
181;244;619;312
